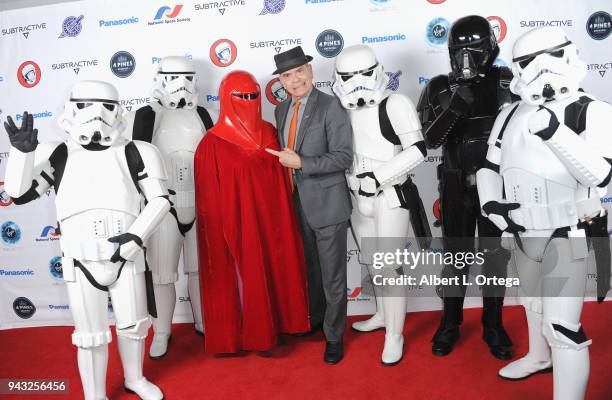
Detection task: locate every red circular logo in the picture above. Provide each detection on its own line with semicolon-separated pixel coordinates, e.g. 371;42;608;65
265;77;288;106
426;0;447;4
487;16;507;44
433;197;441;222
209;39;237;67
0;182;14;207
17;61;41;88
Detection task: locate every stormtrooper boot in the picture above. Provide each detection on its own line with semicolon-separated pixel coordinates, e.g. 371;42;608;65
352;293;385;332
77;345;108;400
381;296;406;366
499;308;552;380
352;266;385;332
551;345;589;400
119;336;164;400
149;283;175;358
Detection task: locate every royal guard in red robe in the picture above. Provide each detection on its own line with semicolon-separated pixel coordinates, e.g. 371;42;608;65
194;70;310;354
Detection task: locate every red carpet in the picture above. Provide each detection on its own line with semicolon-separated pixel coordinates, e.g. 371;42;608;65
1;302;610;399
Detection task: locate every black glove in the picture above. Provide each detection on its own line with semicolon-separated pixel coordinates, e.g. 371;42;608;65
449;85;475;116
4;112;38;153
482;201;526;234
108;233;143;263
356;171;380;197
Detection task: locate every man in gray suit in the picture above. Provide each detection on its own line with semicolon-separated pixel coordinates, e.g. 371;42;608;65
266;46;353;364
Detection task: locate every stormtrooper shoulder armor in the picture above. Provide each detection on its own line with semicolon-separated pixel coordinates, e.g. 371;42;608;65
571;97;612;142
384;93;421;136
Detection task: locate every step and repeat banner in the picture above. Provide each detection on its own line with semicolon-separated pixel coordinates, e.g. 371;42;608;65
0;0;611;329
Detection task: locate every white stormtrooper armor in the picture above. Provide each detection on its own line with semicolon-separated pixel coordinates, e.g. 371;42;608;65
124;56;218;359
477;27;612;400
3;81;170;400
332;45;426;365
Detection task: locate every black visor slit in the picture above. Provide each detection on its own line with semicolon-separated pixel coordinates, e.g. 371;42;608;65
513;41;572;63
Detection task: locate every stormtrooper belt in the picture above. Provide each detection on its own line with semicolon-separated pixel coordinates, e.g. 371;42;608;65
510;198;601;230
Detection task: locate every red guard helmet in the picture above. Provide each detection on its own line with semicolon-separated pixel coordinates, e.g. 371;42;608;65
217;70;263;149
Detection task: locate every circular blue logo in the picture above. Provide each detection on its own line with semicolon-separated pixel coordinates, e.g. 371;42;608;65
426;17;450;47
13;297;36;319
49;256;63;280
59;15;84;38
259;0;285;15
587;11;612;40
1;221;21;245
110;51;136;78
316;29;344;58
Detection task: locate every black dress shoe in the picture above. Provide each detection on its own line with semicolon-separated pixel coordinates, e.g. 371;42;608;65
431;325;460;357
483;326;514;360
324;341;344;364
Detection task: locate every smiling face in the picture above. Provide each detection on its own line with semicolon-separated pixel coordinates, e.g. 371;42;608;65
278;63;313;99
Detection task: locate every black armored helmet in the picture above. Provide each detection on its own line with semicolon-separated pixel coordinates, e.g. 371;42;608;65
448;15;499;81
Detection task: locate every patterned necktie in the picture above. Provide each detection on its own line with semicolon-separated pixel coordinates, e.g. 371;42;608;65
286;98;300;191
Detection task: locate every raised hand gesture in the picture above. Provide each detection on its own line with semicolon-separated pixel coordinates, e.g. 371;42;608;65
4;111;38;153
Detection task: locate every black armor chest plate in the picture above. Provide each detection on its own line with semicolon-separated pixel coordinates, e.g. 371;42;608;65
443;72;511;173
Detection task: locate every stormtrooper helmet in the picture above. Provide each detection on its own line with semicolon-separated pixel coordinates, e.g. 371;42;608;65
152;56;198;109
58;80;125;148
332;45;389;109
510;27;586;105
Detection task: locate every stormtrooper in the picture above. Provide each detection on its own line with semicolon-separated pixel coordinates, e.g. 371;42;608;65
417;15;516;359
3;81;169;400
477;27;612;400
332;45;427;365
126;56;217;358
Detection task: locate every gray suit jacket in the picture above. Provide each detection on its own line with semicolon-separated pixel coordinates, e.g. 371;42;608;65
274;87;353;228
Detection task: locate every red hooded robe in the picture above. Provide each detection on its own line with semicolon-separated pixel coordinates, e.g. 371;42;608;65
194;70;310;354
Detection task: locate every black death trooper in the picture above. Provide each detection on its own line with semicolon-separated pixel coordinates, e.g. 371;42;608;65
333;44;429;365
3;81;169;400
417;15;517;359
125;56;217;359
477;27;612;399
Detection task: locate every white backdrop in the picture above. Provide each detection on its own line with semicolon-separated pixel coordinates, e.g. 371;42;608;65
1;0;611;329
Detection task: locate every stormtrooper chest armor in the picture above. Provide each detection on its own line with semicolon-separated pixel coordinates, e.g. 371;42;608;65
499;103;591;229
152;108;204;207
55;142;140;221
55;142;140;260
350;105;400;164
